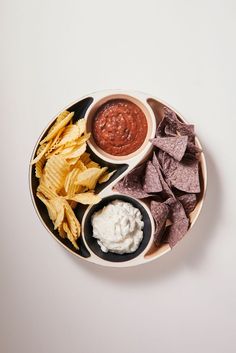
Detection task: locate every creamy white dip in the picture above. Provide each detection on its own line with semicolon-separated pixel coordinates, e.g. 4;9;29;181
91;200;144;254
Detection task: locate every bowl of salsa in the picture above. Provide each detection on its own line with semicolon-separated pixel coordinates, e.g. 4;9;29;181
86;93;156;162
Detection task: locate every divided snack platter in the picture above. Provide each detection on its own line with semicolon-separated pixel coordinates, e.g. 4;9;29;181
29;90;207;268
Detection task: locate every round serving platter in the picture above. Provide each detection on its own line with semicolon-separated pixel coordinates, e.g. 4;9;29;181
29;90;207;268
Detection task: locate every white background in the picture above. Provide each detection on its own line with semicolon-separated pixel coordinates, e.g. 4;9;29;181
1;1;236;353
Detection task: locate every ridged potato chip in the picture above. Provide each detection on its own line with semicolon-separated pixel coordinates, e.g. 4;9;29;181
46;146;64;158
34;110;113;251
63;143;86;159
77;167;107;189
76;118;86;136
50;197;65;229
73;160;87;172
58;223;66;238
75;133;91;146
86;161;100;169
35;155;46;178
64;201;80;239
80;152;91;165
64;168;80;195
36;192;57;221
57;125;80;147
63;222;79;250
69;200;78;209
44;155;70;192
56;110;70;124
56;145;75;156
66;157;81;166
40;112;74;145
36;143;48;156
68;202;80;237
98;170;116;184
64;169;74;193
31;141;51;165
37;181;58;199
45;129;66;158
66;192;101;205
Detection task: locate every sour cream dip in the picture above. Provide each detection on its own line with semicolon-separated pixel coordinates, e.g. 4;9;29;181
91;200;144;254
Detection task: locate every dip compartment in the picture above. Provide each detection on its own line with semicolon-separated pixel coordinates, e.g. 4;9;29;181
85;93;156;164
81;194;154;263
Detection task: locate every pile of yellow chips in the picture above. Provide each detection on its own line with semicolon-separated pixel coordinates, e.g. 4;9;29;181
31;110;115;250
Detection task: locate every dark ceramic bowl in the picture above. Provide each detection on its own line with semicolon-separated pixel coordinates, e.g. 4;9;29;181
82;194;153;263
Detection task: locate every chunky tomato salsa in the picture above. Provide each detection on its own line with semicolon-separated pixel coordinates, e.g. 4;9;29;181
92;99;148;156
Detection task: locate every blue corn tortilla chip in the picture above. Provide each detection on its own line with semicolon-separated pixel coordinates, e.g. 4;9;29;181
113;163;150;199
156;116;175;137
164;198;189;247
177;123;195;137
187;142;201;153
155;107;200;159
164;124;177;137
156;108;196;151
178;193;197;215
168;158;200;193
150;135;188;161
143;161;162;193
155;106;179;136
162;107;195;137
152;152;175;198
157;151;176;179
150;201;169;245
159;152;200;193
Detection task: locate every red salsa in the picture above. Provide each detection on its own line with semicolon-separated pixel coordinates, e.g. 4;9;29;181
92;99;148;156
